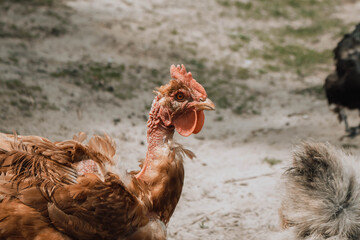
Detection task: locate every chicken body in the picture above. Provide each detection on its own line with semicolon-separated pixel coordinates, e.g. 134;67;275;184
324;24;360;137
0;65;215;239
280;142;360;239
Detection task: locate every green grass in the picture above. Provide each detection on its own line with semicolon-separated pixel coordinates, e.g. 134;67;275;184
1;79;57;117
1;0;54;6
51;62;173;100
52;62;132;98
0;127;12;134
233;95;259;115
234;1;252;10
293;84;325;99
228;28;250;52
263;64;281;73
205;79;259;115
5;80;42;95
217;0;345;77
335;22;360;38
237;67;251;80
217;0;339;20
214;116;224;122
229;43;243;52
0;22;33;39
342;143;359;149
279;18;346;41
263;157;282;166
0;2;69;39
261;44;332;76
216;0;231;7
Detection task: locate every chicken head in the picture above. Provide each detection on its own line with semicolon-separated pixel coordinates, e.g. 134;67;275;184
156;64;215;137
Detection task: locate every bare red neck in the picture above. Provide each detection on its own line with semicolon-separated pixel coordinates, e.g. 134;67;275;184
135;97;174;179
135;96;185;223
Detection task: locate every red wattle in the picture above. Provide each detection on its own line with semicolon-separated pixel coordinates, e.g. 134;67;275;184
173;109;205;137
193;110;204;134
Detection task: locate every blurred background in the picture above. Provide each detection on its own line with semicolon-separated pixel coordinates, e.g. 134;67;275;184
0;0;359;239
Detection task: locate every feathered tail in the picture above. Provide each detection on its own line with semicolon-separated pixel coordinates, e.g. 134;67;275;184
281;142;360;240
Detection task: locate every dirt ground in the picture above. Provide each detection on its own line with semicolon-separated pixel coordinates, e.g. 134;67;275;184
1;0;360;239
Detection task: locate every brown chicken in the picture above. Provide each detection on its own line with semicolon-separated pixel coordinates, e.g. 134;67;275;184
0;64;215;240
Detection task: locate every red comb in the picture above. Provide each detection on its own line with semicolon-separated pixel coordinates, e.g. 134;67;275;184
170;64;207;99
170;64;193;83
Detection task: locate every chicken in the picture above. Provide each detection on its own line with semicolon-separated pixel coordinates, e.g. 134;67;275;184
324;23;360;137
280;142;360;239
0;64;215;240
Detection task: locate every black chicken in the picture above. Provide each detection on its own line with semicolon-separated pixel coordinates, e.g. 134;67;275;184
324;24;360;137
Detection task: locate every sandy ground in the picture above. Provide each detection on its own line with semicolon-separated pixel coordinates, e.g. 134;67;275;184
1;0;360;239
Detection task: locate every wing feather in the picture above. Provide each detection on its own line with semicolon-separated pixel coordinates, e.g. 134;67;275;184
0;133;152;239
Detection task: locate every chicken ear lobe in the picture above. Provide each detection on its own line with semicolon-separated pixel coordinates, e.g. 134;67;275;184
159;107;172;127
173;109;205;137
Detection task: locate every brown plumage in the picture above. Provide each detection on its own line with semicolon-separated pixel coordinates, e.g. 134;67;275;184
0;65;215;240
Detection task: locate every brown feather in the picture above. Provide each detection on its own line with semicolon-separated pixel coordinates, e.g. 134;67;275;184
0;65;209;239
138;142;192;224
0;198;70;240
0;133;153;239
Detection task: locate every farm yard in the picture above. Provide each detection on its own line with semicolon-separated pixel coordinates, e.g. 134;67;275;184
1;0;360;239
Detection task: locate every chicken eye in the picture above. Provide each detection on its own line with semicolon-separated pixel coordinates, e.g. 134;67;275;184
175;92;185;101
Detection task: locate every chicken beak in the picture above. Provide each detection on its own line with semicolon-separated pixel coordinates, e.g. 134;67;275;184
195;98;215;111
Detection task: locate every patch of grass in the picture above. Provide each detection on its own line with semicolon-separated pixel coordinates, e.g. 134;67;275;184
237;67;251;80
1;79;56;117
52;62;130;98
214;116;224;122
293;84;325;99
280;18;344;39
229;32;250;42
233;95;259;115
263;157;282;166
150;68;159;78
335;22;360;38
3;0;54;6
205;79;260;115
0;3;70;39
229;43;243;52
229;29;250;52
217;0;340;20
52;62;170;100
262;44;332;76
5;80;42;95
0;22;33;39
0;128;12;134
342;143;358;149
188;58;206;74
234;1;252;10
252;30;272;43
216;96;232;108
216;0;344;78
263;64;281;72
216;0;231;7
283;24;325;38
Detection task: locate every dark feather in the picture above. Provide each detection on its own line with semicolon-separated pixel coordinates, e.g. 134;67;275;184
325;24;360;110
